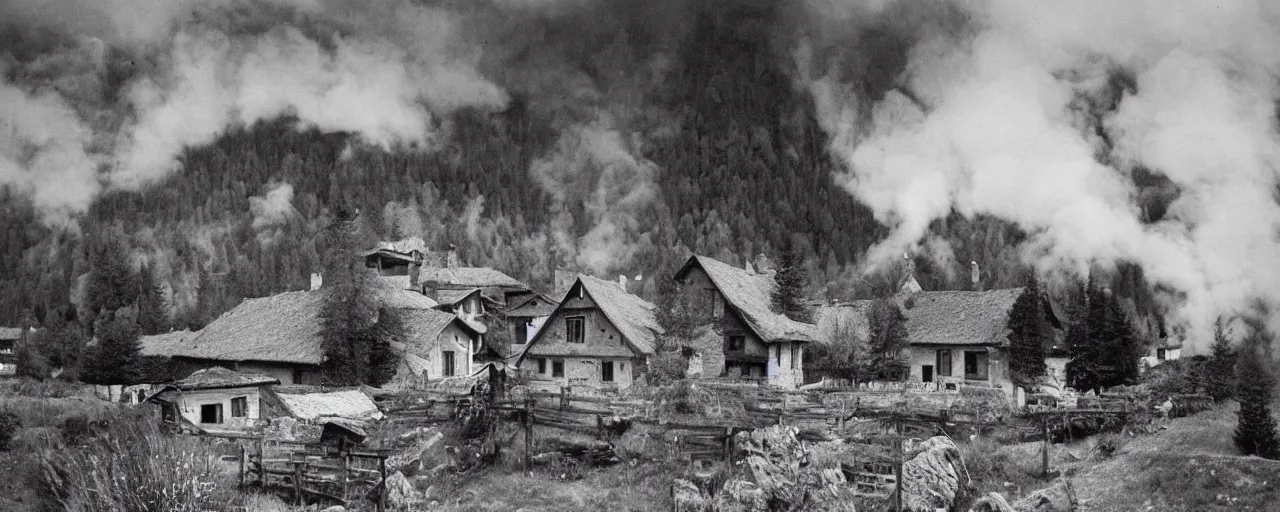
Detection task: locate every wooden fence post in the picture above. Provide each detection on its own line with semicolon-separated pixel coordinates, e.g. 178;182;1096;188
239;445;247;488
524;398;534;475
292;454;304;506
894;433;904;512
724;427;733;466
256;437;265;488
596;414;604;441
559;386;569;411
1041;417;1050;477
341;453;349;501
378;454;388;512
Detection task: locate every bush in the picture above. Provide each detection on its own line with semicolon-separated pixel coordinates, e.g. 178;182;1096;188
0;408;19;451
1233;351;1280;459
36;409;239;511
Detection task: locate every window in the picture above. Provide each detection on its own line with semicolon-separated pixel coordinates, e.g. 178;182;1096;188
728;335;746;351
775;345;782;365
230;397;248;418
922;365;934;383
443;350;456;377
513;323;528;344
602;361;614;382
200;403;223;424
552;360;565;378
1157;348;1167;361
936;349;952;377
537;358;547;374
566;316;585;343
790;344;799;370
292;369;304;385
964;351;989;380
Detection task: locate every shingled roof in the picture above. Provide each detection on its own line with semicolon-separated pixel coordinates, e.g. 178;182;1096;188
676;255;819;344
139;329;199;357
177;291;325;364
420;267;526;289
816;288;1026;347
436;288;481;307
398;308;481;357
371;276;439;309
169;367;279;390
502;292;558;317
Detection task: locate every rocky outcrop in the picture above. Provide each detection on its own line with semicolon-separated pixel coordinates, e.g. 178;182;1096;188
1012;478;1076;512
901;436;964;511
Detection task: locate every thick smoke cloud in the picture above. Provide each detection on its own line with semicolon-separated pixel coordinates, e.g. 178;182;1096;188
800;0;1280;346
1;0;508;213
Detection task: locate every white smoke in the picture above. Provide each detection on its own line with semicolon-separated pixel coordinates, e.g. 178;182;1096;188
249;181;297;240
805;0;1280;347
2;0;509;220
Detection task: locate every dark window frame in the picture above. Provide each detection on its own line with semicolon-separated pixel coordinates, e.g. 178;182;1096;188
200;403;223;424
936;349;952;377
602;361;615;382
728;334;746;351
566;316;586;344
963;351;989;380
552;360;565;378
230;396;248;418
537;358;546;373
443;350;456;377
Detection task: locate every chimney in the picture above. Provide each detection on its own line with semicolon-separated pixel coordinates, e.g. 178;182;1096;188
408;256;421;290
618;275;628;292
446;244;459;269
970;261;980;291
310;273;323;291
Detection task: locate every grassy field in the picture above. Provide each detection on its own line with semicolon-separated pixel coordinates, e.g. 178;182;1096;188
432;459;682;512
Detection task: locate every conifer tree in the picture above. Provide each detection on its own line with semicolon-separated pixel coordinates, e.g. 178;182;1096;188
1206;317;1237;402
14;331;49;380
80;315;142;385
136;264;170;335
1008;277;1047;387
319;206;378;385
1234;331;1279;459
366;308;403;387
771;242;812;323
866;298;908;381
85;230;138;318
1066;278;1102;392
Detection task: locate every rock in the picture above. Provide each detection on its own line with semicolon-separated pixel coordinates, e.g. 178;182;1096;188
969;492;1016;512
383;471;421;509
319;506;347;512
672;478;713;512
714;479;768;512
1012;478;1076;512
901;436;963;512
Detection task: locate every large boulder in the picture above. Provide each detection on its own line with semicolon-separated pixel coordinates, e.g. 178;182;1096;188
1012;478;1076;512
969;492;1016;512
901;436;964;512
382;471;422;509
714;479;768;512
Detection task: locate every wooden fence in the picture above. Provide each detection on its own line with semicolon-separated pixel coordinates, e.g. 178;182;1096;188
228;437;393;510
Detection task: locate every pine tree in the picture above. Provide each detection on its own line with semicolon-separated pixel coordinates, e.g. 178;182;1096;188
135;264;170;335
1206;317;1237;402
14;331;49;380
1101;292;1141;387
80;315;142;385
771;242;813;323
365;307;403;387
1234;332;1279;459
866;298;908;381
85;230;138;318
1066;278;1102;392
318;206;378;385
1008;277;1047;388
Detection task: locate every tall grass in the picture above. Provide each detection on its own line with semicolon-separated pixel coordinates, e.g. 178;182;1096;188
36;409;240;512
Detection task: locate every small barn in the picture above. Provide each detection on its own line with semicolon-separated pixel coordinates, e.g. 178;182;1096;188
146;367;280;433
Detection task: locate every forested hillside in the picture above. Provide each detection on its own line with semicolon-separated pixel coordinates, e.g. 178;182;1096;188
0;0;1166;337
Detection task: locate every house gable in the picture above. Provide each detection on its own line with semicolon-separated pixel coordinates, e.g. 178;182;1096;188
518;280;643;362
674;255;818;345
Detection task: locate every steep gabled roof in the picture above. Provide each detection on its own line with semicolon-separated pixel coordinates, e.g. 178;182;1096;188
399;308;481;349
675;255;819;344
436;288;482;307
516;275;663;363
502;292;559;317
420;267;527;290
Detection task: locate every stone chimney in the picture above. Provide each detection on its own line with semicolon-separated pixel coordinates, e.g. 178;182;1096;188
408;251;422;290
970;261;980;291
310;273;323;291
618;275;628;292
446;244;459;269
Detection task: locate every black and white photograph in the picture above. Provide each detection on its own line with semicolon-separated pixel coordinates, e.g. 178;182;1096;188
0;0;1278;510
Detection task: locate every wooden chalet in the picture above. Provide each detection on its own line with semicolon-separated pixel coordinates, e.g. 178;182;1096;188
146;367;279;433
673;255;819;389
515;275;662;391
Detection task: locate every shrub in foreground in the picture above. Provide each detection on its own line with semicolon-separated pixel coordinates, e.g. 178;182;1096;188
0;408;18;451
37;410;238;511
